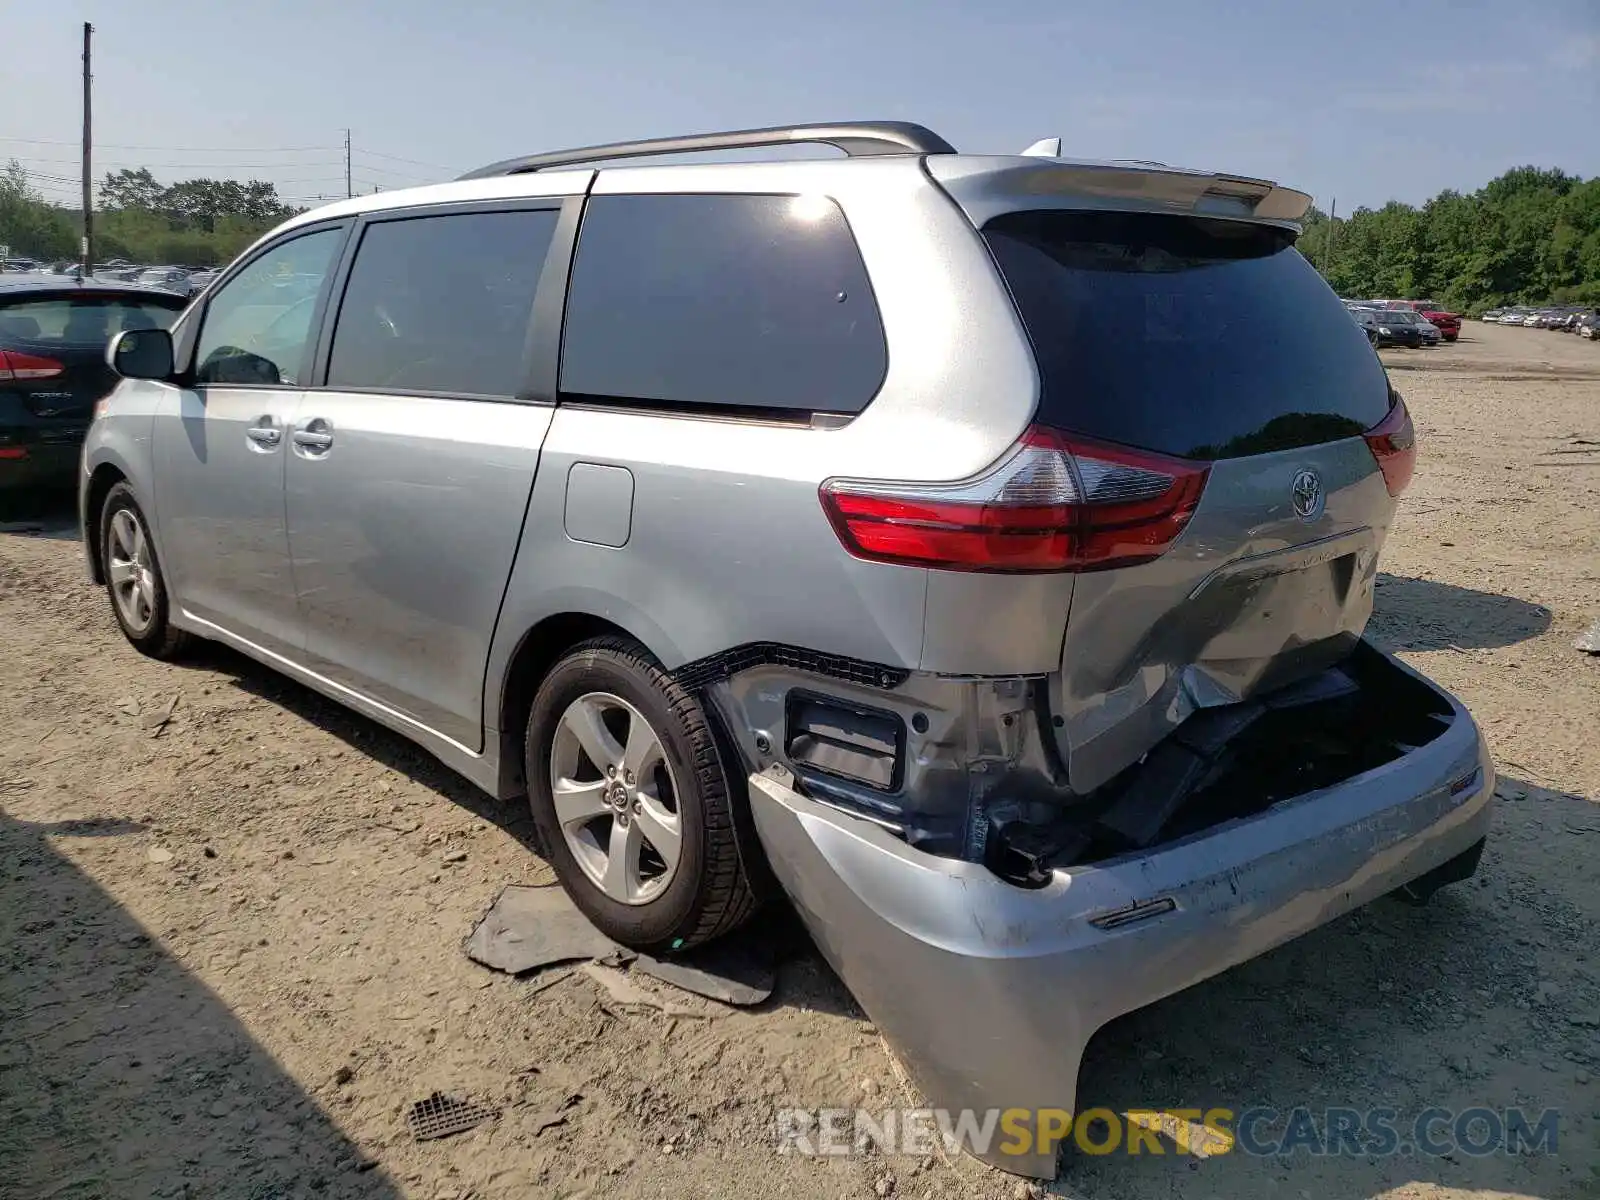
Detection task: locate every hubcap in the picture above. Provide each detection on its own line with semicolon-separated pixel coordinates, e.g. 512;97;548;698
107;508;157;635
549;692;682;905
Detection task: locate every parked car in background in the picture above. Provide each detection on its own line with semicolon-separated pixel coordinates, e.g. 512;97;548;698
185;268;221;293
1578;312;1600;340
133;267;195;298
1482;309;1504;321
1;276;186;496
1397;302;1459;341
1406;310;1441;345
1352;306;1429;347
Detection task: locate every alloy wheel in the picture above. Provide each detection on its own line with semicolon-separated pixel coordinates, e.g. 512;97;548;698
107;508;157;636
548;692;683;905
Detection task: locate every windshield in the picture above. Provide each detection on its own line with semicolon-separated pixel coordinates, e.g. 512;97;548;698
983;210;1392;460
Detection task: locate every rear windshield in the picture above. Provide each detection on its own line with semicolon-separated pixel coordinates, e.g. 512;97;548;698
983;211;1392;460
0;296;181;346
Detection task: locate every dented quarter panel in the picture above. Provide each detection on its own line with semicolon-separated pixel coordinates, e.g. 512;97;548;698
1051;438;1393;793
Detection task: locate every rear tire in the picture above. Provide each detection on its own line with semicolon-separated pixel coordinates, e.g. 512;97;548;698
100;482;190;660
524;636;761;952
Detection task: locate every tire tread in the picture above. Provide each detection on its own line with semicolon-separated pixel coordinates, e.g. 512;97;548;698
525;635;760;950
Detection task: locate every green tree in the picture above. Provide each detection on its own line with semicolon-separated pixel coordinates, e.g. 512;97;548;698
0;160;78;260
1305;165;1598;312
99;167;163;212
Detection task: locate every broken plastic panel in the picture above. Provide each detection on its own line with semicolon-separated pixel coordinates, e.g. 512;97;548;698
710;640;1456;891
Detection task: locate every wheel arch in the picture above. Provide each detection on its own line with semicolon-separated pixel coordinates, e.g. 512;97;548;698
490;605;687;799
83;462;130;584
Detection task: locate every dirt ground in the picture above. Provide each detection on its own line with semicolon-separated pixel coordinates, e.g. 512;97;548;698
2;320;1597;1200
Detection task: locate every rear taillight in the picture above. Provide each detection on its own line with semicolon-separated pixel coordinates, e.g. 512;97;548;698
1364;394;1416;497
0;349;65;381
819;427;1210;573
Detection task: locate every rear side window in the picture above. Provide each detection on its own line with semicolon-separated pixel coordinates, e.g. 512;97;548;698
0;297;180;346
327;208;558;397
560;194;886;415
984;211;1392;460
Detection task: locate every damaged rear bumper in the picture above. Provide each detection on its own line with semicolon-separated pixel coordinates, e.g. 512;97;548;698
747;651;1492;1180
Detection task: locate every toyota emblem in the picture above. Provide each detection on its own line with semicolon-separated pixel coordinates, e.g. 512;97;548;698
1291;469;1324;521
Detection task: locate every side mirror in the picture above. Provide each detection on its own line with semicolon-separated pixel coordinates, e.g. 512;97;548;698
108;328;174;380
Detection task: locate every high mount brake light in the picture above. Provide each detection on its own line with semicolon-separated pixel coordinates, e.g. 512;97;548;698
819;427;1211;573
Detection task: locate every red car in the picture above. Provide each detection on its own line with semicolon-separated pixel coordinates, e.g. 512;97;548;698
1402;300;1460;342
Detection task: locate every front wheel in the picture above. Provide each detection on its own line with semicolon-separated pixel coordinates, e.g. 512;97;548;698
524;637;761;952
100;482;190;659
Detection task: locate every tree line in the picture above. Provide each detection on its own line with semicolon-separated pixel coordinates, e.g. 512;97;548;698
1297;166;1600;312
0;162;302;266
4;157;1596;309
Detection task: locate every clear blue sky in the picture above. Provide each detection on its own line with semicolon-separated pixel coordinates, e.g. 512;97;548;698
3;0;1596;214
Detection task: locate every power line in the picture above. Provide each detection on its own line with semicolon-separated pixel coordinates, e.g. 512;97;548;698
0;134;339;152
352;146;459;172
13;154;345;168
349;158;443;181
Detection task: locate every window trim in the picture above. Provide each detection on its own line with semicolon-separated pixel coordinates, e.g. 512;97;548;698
554;191;888;420
176;219;353;391
306;196;581;406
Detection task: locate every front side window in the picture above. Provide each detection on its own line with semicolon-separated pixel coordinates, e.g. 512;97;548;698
326;208;557;396
559;193;887;415
194;228;343;386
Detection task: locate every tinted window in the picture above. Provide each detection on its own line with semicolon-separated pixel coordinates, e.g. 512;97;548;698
560;194;886;414
327;209;557;396
0;296;181;346
984;211;1392;460
195;228;343;386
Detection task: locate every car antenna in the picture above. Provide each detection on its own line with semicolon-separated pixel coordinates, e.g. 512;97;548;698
1020;137;1061;157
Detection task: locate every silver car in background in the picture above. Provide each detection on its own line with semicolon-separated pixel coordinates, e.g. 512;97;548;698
81;121;1492;1180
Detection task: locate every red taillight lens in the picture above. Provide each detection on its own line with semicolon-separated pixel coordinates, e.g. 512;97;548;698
1364;394;1416;497
820;427;1211;573
0;349;66;381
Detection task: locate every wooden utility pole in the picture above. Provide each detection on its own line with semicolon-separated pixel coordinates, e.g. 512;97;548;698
81;22;93;275
1326;196;1338;280
344;129;353;199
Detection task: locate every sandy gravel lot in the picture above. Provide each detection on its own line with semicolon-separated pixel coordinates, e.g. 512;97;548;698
2;320;1597;1200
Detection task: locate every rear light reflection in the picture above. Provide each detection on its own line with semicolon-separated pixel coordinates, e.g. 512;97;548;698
1364;394;1417;497
820;427;1211;573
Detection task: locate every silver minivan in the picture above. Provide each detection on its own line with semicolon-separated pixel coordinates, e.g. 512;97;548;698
83;122;1492;1178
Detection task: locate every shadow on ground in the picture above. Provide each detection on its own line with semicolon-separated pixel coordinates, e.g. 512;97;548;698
1368;573;1553;651
196;642;864;1021
0;809;402;1199
1057;775;1595;1199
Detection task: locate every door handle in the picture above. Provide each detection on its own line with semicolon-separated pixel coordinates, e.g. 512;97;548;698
292;418;334;453
245;421;281;448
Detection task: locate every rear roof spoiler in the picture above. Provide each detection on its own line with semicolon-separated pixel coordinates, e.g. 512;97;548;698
927;155;1313;226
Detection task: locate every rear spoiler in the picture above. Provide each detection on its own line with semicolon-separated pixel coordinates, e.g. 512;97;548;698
925;155;1314;229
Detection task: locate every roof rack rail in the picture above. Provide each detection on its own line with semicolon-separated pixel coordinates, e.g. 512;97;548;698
458;121;956;180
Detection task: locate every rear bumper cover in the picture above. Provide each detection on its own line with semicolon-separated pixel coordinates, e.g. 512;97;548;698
747;650;1492;1179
